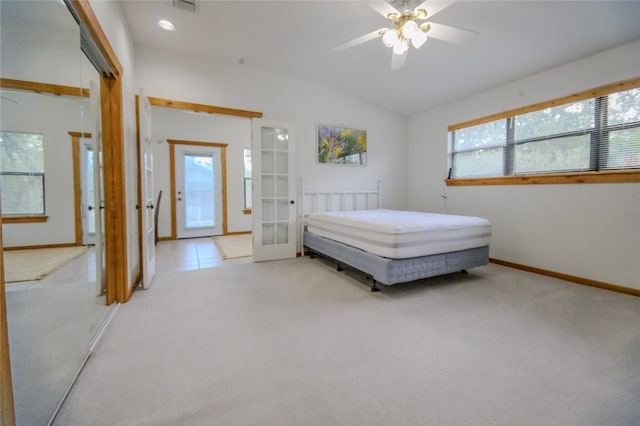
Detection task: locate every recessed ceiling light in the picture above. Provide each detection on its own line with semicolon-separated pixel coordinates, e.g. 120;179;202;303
158;19;176;31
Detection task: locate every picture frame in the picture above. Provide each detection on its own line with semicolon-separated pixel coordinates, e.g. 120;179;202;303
317;124;367;166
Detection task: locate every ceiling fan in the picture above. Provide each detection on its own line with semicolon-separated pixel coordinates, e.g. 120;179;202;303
335;0;477;70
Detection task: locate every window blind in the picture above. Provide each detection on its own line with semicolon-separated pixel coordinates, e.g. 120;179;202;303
449;86;640;178
599;88;640;170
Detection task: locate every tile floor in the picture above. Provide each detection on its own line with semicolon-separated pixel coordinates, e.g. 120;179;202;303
155;236;253;273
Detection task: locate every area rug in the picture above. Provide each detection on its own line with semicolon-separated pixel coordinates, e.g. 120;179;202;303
213;234;252;259
3;246;88;283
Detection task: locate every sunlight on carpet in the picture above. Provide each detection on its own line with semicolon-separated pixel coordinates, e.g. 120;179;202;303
3;246;88;283
213;234;252;259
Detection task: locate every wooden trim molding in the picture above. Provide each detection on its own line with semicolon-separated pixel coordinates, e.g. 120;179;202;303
100;76;128;304
0;78;89;97
0;216;48;224
3;243;80;251
225;231;251;236
148;96;263;119
71;134;83;246
167;140;230;237
490;258;640;297
445;170;640;186
0;215;16;426
167;140;229;149
449;77;640;131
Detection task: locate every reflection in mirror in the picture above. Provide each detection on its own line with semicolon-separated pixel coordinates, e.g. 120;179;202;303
0;0;113;424
81;55;111;346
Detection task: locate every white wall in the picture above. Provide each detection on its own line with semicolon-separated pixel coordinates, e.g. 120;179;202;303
408;39;640;289
134;45;408;213
0;4;80;87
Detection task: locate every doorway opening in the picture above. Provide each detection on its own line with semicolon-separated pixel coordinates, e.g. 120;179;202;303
168;140;228;239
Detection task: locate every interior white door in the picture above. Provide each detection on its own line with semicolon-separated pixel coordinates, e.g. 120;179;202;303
175;145;223;239
139;91;156;289
251;119;296;261
89;80;105;296
80;140;96;245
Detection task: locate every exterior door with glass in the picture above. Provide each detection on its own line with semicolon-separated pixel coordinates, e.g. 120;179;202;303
175;145;223;239
251;119;296;261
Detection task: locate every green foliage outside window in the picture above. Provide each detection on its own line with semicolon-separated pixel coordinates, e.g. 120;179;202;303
0;131;45;215
450;88;640;178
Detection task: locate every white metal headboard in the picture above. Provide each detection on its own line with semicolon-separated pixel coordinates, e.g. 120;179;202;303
301;180;382;216
298;180;382;253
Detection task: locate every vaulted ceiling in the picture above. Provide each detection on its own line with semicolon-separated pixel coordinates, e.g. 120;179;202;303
119;1;640;116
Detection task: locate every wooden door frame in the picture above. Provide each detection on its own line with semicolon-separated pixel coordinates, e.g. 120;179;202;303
135;97;262;252
168;140;229;238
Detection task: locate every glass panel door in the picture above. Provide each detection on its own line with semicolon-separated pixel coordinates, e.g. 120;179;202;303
252;120;296;261
175;145;222;239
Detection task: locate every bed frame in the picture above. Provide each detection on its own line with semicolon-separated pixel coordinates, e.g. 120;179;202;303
301;183;489;292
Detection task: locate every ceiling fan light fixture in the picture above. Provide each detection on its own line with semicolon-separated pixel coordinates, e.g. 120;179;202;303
392;39;409;55
382;28;399;47
402;20;419;39
414;8;427;20
411;31;427;49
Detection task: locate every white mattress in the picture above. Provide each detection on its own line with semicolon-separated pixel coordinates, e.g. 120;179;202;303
305;209;491;259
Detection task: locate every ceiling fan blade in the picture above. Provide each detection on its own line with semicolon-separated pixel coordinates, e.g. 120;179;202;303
369;1;400;19
334;28;386;51
426;22;477;44
390;52;407;70
414;1;455;19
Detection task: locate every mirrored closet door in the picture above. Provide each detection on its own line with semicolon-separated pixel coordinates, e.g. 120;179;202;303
0;0;114;424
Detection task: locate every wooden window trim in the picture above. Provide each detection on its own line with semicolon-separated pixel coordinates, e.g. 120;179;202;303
0;215;48;224
445;169;640;186
448;77;640;132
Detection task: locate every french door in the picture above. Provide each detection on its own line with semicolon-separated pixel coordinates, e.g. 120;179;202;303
139;92;156;289
251;119;296;261
175;145;223;239
80;140;97;245
88;80;105;296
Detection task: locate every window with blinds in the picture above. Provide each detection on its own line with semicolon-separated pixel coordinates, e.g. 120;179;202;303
449;86;640;178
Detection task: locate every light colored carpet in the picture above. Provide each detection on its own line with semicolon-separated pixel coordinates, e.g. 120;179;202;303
3;246;88;283
53;259;640;426
212;234;252;259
